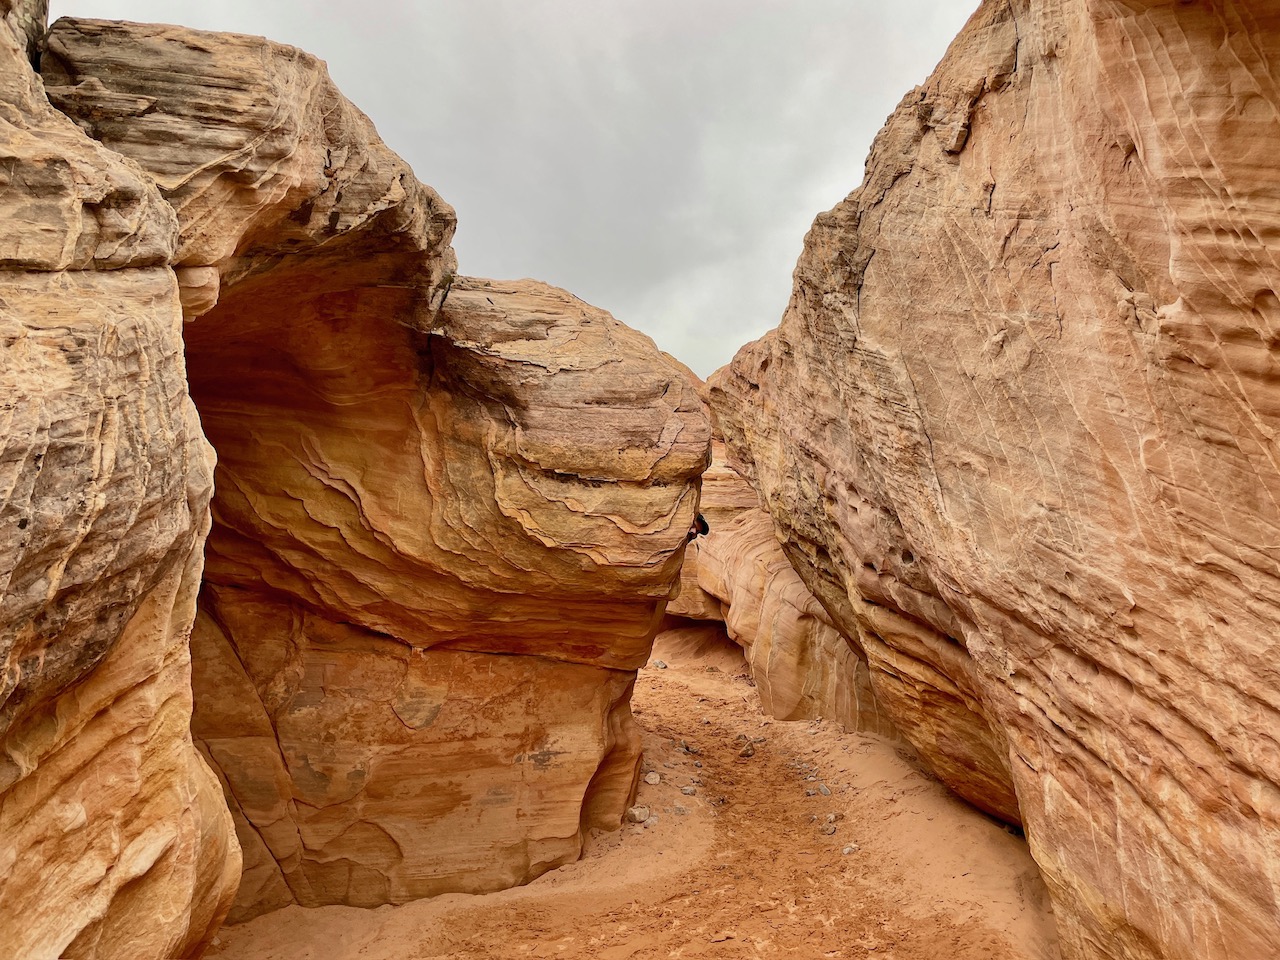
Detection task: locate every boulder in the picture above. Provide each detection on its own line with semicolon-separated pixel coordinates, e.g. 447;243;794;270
44;18;710;920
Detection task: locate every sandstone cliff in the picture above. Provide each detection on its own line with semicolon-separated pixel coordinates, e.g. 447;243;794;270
712;1;1280;957
0;7;239;958
43;17;709;922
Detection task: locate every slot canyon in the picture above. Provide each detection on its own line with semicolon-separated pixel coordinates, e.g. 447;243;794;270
1;1;1278;958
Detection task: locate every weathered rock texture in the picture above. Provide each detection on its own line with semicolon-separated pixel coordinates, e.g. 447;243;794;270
698;510;894;735
712;1;1280;957
44;18;710;922
669;443;892;734
0;10;239;958
667;440;759;621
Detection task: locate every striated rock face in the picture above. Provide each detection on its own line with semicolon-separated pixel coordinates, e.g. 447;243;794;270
697;510;894;735
712;1;1280;957
0;10;239;959
667;440;759;620
45;18;710;921
669;442;892;734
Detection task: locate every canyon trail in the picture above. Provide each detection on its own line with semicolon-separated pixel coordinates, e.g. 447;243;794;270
210;635;1058;960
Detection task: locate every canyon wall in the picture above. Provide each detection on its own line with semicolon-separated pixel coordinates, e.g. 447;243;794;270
670;443;893;734
712;0;1280;957
0;6;239;957
44;18;709;923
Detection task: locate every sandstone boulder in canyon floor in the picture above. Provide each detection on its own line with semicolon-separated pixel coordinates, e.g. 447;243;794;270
712;1;1280;957
44;17;710;922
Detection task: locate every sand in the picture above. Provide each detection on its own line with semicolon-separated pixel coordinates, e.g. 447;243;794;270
208;634;1059;960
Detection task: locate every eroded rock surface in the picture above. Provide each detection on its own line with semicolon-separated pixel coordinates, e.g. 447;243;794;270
712;1;1280;957
0;10;238;958
667;440;759;621
45;18;710;921
669;443;892;735
698;510;894;736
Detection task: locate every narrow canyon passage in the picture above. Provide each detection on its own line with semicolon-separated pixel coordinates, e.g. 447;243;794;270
208;634;1059;960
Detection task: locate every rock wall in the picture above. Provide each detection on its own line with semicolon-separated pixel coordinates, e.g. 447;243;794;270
44;18;710;922
697;510;894;735
0;9;239;958
712;1;1280;957
669;443;893;735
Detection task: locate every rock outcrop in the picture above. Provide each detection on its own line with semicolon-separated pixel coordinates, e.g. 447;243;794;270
712;1;1280;957
667;440;759;621
668;443;893;734
43;18;709;922
697;510;894;735
0;9;239;958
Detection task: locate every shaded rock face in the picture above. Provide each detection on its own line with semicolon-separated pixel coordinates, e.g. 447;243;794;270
666;440;760;621
0;11;239;959
45;18;710;921
697;510;895;736
670;443;893;735
712;1;1280;957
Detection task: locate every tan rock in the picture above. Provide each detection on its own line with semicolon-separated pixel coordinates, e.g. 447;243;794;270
666;441;893;736
698;511;894;736
713;0;1280;956
667;441;759;620
0;11;238;957
44;18;710;920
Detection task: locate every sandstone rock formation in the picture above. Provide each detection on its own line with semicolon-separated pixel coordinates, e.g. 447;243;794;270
667;442;892;734
666;440;759;621
44;17;710;922
712;1;1280;957
697;510;893;735
0;8;239;958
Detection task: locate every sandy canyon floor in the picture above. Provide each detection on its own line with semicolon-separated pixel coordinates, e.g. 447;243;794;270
209;636;1059;960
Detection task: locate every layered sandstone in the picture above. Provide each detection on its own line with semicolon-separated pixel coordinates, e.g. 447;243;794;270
668;443;892;734
44;17;710;921
667;440;758;620
0;7;239;957
697;510;893;735
712;1;1280;957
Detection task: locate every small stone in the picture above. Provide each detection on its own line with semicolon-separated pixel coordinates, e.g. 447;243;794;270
681;785;697;796
652;660;668;669
843;844;860;855
821;824;837;836
738;742;755;758
818;783;831;796
679;740;701;755
644;771;661;786
673;805;688;815
694;760;703;768
625;805;650;824
643;815;660;828
805;789;817;797
825;813;838;824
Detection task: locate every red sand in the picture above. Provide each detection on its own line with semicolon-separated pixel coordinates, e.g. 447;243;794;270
208;637;1059;960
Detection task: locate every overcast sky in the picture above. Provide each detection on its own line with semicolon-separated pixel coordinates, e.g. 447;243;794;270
47;1;976;376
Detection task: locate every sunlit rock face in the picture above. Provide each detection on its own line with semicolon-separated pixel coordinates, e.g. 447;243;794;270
0;9;239;958
45;18;710;920
712;1;1280;957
